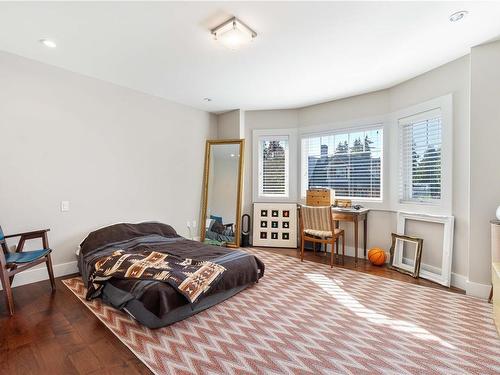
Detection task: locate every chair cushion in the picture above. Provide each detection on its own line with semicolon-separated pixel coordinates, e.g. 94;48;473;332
5;249;50;264
304;229;343;238
210;215;223;224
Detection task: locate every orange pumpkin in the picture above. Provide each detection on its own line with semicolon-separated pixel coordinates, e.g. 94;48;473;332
368;248;386;266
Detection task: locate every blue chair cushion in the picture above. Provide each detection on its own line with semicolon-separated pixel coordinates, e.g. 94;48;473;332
210;215;223;224
5;249;50;264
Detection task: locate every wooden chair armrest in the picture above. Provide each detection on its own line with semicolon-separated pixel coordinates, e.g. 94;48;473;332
4;229;50;239
4;229;50;253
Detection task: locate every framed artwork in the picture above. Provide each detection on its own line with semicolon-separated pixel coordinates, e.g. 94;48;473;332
253;203;298;248
389;233;423;278
396;212;454;286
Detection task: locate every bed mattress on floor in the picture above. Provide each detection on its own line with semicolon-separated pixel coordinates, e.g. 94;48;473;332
78;222;265;328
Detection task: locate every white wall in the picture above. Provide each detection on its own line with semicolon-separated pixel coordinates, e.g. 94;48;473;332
0;52;217;282
242;110;299;217
298;89;390;126
390;56;470;281
298;90;394;256
217;109;243;139
243;56;473;292
469;40;500;285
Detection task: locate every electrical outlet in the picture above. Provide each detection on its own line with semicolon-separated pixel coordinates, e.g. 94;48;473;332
61;201;70;212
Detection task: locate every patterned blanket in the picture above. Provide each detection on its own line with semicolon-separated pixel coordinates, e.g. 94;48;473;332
86;249;226;303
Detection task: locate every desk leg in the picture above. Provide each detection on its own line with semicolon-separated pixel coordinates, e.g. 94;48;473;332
354;221;359;265
335;221;339;263
364;217;367;258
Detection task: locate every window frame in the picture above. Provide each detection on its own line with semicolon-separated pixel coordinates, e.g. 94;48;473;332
390;94;453;215
299;123;385;202
252;128;297;202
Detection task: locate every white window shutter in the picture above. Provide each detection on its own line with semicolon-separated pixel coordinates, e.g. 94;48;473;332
399;109;442;204
258;136;289;198
301;127;383;199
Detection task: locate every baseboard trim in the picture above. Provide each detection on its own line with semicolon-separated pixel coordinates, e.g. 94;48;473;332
312;245;472;293
0;260;78;291
465;279;491;299
4;253;490;299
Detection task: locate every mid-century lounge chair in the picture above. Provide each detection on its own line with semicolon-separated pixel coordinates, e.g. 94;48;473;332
0;225;55;316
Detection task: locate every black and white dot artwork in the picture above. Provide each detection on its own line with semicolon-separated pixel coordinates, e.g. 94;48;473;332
253;203;297;248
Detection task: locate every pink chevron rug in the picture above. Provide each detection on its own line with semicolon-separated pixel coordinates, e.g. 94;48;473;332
63;248;500;375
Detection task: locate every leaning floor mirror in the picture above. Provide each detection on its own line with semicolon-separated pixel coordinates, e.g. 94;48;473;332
201;139;244;247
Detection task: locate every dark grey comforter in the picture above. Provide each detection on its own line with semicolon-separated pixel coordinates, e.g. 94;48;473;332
78;222;265;328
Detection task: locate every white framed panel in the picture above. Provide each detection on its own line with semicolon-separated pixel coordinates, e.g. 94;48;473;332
252;203;297;248
397;211;454;287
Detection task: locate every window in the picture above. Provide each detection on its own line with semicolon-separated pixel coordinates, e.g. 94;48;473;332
258;136;289;198
399;109;442;204
301;126;383;200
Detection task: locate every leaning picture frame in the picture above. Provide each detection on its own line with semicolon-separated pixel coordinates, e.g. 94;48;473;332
397;212;455;287
389;233;424;278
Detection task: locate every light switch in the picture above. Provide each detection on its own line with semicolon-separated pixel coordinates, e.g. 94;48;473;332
61;201;70;212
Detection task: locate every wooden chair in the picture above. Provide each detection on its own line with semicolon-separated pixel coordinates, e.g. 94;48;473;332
300;205;345;268
0;225;55;316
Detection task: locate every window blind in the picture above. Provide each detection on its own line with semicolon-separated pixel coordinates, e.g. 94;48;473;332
258;136;289;197
399;110;442;203
301;127;383;199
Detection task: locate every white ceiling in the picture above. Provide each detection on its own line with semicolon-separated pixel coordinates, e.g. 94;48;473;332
1;2;500;113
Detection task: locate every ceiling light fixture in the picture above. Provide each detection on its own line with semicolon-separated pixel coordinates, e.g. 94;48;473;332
39;39;57;48
211;17;257;50
203;97;212;102
449;11;468;22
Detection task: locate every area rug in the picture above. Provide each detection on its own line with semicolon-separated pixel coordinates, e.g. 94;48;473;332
63;248;500;375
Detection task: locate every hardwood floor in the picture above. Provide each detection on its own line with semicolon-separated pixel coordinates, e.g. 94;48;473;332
0;277;150;374
0;247;463;374
258;246;465;294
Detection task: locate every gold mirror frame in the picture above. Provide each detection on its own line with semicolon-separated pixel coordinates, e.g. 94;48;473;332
200;139;245;247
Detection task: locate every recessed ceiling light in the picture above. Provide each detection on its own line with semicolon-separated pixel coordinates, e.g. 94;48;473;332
203;97;212;102
39;39;57;48
211;17;257;50
449;11;468;22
